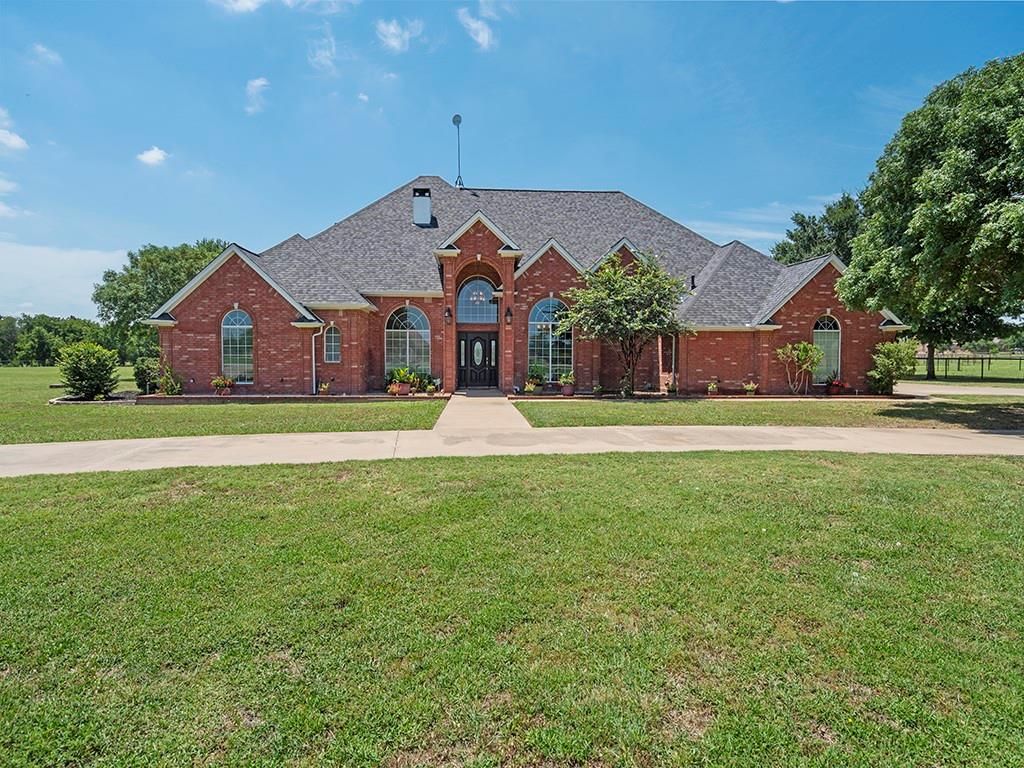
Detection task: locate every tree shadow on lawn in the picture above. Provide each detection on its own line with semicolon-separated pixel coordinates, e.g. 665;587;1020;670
880;399;1024;431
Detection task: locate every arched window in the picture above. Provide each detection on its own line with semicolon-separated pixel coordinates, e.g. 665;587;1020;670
324;326;341;363
385;306;430;373
528;298;572;382
457;278;497;323
812;315;841;384
222;309;253;384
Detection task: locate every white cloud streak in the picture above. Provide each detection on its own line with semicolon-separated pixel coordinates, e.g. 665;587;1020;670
375;18;424;53
457;7;496;51
357;92;369;102
0;177;18;196
32;43;62;65
210;0;271;12
307;23;338;75
245;77;270;115
136;146;168;166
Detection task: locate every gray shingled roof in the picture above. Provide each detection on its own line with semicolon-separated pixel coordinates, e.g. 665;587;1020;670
237;174;838;327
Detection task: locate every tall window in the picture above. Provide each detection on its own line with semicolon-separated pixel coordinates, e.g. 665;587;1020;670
324;326;341;363
457;278;497;323
812;315;841;384
385;306;430;373
222;309;253;384
528;298;572;382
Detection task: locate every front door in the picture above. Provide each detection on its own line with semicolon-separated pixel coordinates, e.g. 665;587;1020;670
457;332;499;388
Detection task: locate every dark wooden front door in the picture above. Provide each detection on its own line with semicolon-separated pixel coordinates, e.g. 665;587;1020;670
457;332;499;388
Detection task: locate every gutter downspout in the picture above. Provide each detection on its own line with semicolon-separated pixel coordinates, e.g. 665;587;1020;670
311;322;328;394
671;333;677;391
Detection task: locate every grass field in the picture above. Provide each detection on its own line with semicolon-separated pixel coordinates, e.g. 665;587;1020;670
1;452;1022;766
515;395;1024;430
907;357;1024;384
0;366;445;444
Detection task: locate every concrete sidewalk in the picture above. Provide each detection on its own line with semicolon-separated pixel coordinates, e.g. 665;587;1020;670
896;382;1024;397
1;424;1021;477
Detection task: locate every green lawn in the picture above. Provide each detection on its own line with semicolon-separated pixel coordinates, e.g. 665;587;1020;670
0;366;445;444
515;396;1024;430
1;453;1021;766
907;357;1024;384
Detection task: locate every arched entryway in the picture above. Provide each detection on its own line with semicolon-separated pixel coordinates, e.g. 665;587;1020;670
455;262;502;388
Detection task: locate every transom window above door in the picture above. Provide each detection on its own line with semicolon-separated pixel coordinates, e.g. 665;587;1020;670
457;278;497;323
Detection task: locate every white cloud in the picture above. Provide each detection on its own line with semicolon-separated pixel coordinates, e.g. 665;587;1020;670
0;242;127;318
0;176;18;196
0;201;32;219
0;129;29;151
136;146;168;166
478;0;515;20
0;107;10;128
245;77;270;115
307;23;338;75
456;7;496;51
283;0;360;12
357;92;369;102
209;0;270;11
31;43;62;66
375;18;424;53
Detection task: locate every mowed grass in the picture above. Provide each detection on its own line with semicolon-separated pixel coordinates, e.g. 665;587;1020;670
515;396;1024;430
908;357;1024;385
0;367;444;444
1;453;1022;766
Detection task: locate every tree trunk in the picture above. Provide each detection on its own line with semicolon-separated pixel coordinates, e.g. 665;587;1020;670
926;342;936;380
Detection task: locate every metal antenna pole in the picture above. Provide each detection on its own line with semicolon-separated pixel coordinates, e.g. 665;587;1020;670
452;114;464;188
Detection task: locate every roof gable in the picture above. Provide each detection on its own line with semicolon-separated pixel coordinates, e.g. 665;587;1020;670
437;210;521;251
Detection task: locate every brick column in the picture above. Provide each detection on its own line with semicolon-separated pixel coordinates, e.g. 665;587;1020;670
499;254;517;391
440;255;458;393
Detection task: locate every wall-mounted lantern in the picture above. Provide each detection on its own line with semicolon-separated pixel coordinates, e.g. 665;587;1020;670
444;306;453;325
504;307;513;325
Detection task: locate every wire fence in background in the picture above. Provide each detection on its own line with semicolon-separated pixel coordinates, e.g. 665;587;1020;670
913;356;1024;382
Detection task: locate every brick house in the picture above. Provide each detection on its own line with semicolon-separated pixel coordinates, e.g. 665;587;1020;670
146;175;907;395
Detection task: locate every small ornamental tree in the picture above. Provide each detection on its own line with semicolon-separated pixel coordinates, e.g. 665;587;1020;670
58;342;120;400
775;341;824;394
867;339;918;395
559;251;689;395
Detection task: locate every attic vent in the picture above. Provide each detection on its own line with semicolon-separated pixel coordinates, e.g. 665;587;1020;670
413;188;432;227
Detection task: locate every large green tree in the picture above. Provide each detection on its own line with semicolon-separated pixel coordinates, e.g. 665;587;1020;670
771;193;863;265
837;54;1024;377
92;239;226;362
559;252;689;395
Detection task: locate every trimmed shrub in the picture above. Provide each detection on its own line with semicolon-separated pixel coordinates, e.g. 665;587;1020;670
158;359;182;395
868;339;918;395
133;356;160;393
58;342;120;400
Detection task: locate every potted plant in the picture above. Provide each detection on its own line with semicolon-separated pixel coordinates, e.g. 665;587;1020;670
212;375;234;396
527;362;546;388
592;383;604;398
826;372;844;396
559;371;575;396
387;382;400;396
706;380;719;397
666;382;677;396
743;381;758;396
392;367;413;395
523;381;536;395
425;383;437;396
318;381;331;396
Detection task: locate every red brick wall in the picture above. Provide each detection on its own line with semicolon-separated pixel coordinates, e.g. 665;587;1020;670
310;309;371;395
364;295;446;390
160;254;314;394
675;264;889;395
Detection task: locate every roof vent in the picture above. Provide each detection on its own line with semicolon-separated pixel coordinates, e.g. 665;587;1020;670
413;187;432;227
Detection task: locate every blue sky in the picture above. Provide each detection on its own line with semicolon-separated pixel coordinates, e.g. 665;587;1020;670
1;0;1021;317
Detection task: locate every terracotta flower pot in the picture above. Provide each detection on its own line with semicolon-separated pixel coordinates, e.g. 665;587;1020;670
216;388;231;396
562;385;574;397
827;384;841;396
398;382;411;396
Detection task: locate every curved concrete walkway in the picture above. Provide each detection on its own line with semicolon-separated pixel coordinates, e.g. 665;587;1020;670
2;423;1022;478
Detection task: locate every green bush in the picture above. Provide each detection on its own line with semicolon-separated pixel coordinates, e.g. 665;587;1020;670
58;342;120;400
868;339;918;395
133;356;160;393
158;359;182;395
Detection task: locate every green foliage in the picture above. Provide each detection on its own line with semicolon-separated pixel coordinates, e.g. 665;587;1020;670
14;326;59;366
558;370;575;386
837;54;1024;353
867;339;919;395
0;316;17;365
57;342;120;400
560;252;689;395
771;193;863;265
775;341;824;394
133;357;160;393
527;362;547;385
92;239;227;362
211;375;235;390
158;359;183;396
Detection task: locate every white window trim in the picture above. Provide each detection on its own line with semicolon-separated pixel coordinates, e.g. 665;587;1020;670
221;309;254;385
812;315;841;385
324;325;341;363
528;298;573;382
384;306;431;372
